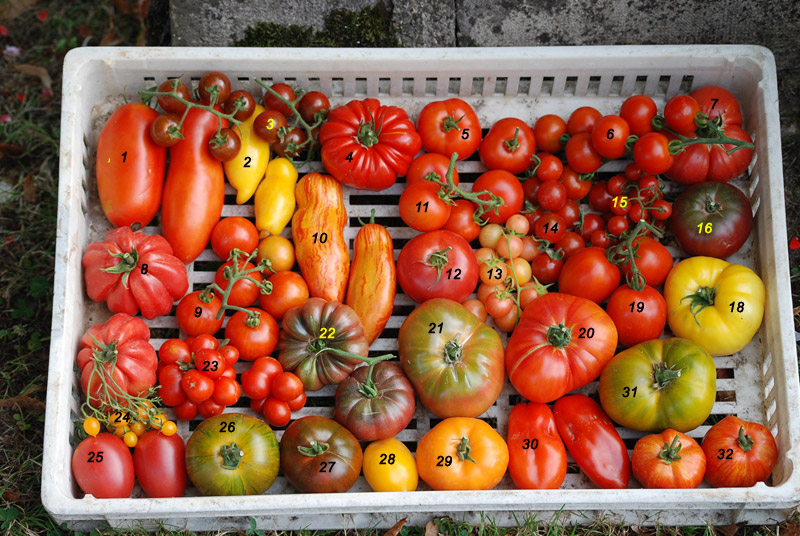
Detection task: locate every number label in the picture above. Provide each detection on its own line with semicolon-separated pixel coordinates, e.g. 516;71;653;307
729;301;745;313
622;386;638;398
415;201;429;213
697;222;713;234
446;268;461;280
461;128;470;140
345;152;354;162
428;322;443;334
87;451;104;463
543;221;559;234
320;327;336;339
121;151;127;163
612;196;628;208
266;118;276;129
606;128;614;140
319;461;336;472
140;263;149;275
436;455;453;467
202;360;219;372
312;232;328;244
521;438;539;450
629;301;644;313
219;421;236;433
711;98;719;109
243;156;251;168
194;306;202;318
487;267;503;280
379;453;396;465
578;327;595;339
717;448;733;460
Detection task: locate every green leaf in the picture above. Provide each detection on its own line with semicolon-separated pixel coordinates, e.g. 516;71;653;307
27;331;42;351
29;275;50;298
11;299;34;320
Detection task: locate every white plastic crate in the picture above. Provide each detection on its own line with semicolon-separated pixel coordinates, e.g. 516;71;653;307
43;45;800;531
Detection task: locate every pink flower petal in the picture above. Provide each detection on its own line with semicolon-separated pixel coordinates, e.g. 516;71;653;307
3;45;21;57
0;114;11;123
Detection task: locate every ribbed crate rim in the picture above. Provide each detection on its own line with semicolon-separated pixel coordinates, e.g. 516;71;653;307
44;45;800;527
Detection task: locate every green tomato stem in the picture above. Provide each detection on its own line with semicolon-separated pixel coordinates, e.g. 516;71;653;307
546;324;572;349
297;439;330;457
456;436;477;464
220;442;245;470
737;426;755;452
657;434;683;465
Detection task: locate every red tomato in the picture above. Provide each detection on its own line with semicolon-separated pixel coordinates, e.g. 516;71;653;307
553;394;630;489
298;91;331;124
533;213;566;242
565;133;602;174
561;166;591;200
158;339;191;366
259;271;310;321
605;285;667;347
690;86;743;127
536;180;567;212
443;199;481;242
530;251;563;285
416;98;482;160
701;416;778;487
633;430;706;489
156;78;191;115
558;247;621;304
580;213;605;241
181;369;215;403
158;364;187;407
535;153;563;182
174;399;197;421
263;82;296;118
533;114;567;153
219;344;239;368
214;259;262;308
566;106;602;135
224;308;279;361
176;291;224;336
590;229;612;249
555;232;585;260
664;94;701;135
210;217;259;261
133;431;188;498
399;182;452;231
241;357;282;399
588;182;613;213
507;402;567;489
620;237;673;288
606;215;629;236
270;372;305;402
406;152;459;188
633;132;674;175
197;397;225;419
263;397;292;428
472;170;524;224
620;95;657;137
195;348;225;380
479;118;536;174
555;199;580;229
397;230;479;303
591;115;630;159
72;433;135;498
212;376;241;406
651;199;672;220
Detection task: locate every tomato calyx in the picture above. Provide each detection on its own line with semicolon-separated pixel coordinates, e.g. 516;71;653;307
101;248;139;288
297;438;330;457
504;127;522;153
90;337;120;366
219;442;246;470
443;335;464;364
416;246;453;288
314;346;396;400
456;436;477;464
442;113;465;133
357;118;382;147
657;434;684;465
704;195;723;215
652;362;683;390
737;426;755;452
546;323;572;349
680;285;718;325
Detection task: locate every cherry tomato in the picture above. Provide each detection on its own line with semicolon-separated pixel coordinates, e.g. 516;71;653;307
271;372;305;402
606;215;629;236
274;126;307;159
565;133;602;174
212;376;241;406
225;308;279;361
463;298;488;322
634;132;674;175
561;166;591;200
211;217;259;261
159;339;192;367
555;199;580;229
537;180;567;211
263;83;297;118
223;90;256;121
620;95;657;137
263;397;292;428
406;153;459;188
149;113;182;148
651;199;672;220
533;114;567;153
505;214;531;235
176;291;224;336
156;78;191;115
580;213;605;241
534;212;567;242
626;162;646;182
607;174;627;196
530;251;563;284
442;199;480;242
566;106;602;135
588;181;613;213
198;71;232;105
174;399;197;421
485;289;515;318
219;345;239;368
257;235;295;272
555;231;585;260
209;127;241;162
620;237;673;288
591;115;630;159
298;91;331;124
590;229;612;248
253;110;288;144
664;94;701;135
181;369;215;404
535;153;563;182
195;348;225;380
189;334;219;353
398;182;451;231
197;398;225;419
478;224;504;250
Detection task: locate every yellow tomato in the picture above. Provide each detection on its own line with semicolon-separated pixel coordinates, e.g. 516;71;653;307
223;104;271;204
362;438;418;492
257;235;295;273
664;256;765;356
83;416;101;437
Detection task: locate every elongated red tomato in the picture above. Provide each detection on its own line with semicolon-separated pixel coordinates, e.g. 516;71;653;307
72;433;135;498
161;107;225;263
96;103;166;229
507;402;567;489
553;394;630;489
133;431;188;498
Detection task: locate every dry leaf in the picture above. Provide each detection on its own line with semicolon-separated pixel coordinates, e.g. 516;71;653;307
14;64;51;90
0;143;24;158
114;0;150;20
384;518;407;536
1;0;39;21
424;520;439;536
100;26;123;46
784;522;800;536
3;490;20;501
0;394;45;411
717;525;739;536
77;24;91;39
22;173;35;203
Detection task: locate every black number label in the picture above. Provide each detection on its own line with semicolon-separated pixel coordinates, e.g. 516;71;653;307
121;151;127;163
379;453;396;465
194;306;202;318
622;386;638;398
543;222;559;234
461;128;469;140
428;322;443;334
446;268;461;280
312;232;328;244
487;267;503;280
112;412;130;423
202;360;219;372
729;301;745;313
87;451;104;463
436;455;453;467
219;421;236;433
319;461;336;472
629;301;644;313
320;327;336;339
717;448;733;460
521;438;539;450
244;156;251;168
578;327;595;339
140;263;149;275
415;201;429;213
711;98;719;109
345;152;354;162
606;128;614;139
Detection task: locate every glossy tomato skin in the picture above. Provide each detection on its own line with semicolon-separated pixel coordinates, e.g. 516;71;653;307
399;298;505;418
260;271;309;321
671;182;753;258
224;308;279;361
416;98;482;160
280;416;363;493
479;117;536;174
161;106;225;263
621;237;673;288
397;230;479;303
406;152;459;188
416;417;509;490
363;438;418;492
96;103;166;229
186;413;280;495
605;285;666;347
335;361;415;441
399;181;451;231
632;430;706;488
72;433;135;498
691;85;743;127
598;337;716;432
701;416;778;487
558;247;621;304
507;402;567;489
443;199;481;242
134;431;188;498
472;170;525;224
553;394;630;489
176;290;224;336
505;293;617;403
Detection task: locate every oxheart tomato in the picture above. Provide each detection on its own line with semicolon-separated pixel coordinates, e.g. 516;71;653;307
279;298;368;391
553;394;630;489
397;230;479;303
605;285;666;348
72;433;134;498
335;361;415;441
82;226;188;319
133;430;188;498
416;417;508;490
479;117;536;174
598;337;716;432
670;182;753;259
701;416;778;487
505;292;617;403
507;402;567;489
280;416;363;493
416;98;482;160
320;98;421;190
96;102;166;229
632;430;706;488
472;170;524;224
185;413;279;495
398;298;504;418
558;247;620;304
362;438;418;492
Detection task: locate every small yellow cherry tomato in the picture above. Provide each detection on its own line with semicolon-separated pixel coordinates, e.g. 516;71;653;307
83;417;101;437
131;422;147;436
137;401;154;422
151;413;168;429
161;421;178;437
114;424;131;437
123;431;139;448
362;438;418;492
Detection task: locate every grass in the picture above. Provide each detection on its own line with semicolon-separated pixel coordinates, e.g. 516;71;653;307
1;0;800;534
